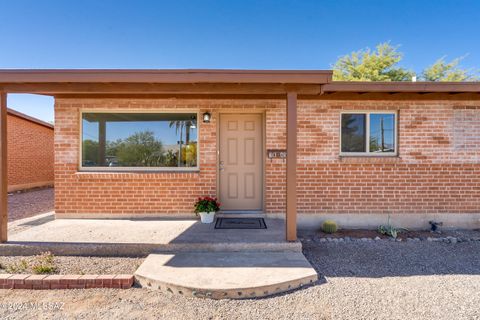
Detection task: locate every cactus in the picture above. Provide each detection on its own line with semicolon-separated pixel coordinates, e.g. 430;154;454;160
378;215;408;239
322;220;338;234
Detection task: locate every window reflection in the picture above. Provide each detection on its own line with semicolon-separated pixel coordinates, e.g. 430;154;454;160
369;114;395;153
341;112;396;154
341;114;366;152
82;113;198;168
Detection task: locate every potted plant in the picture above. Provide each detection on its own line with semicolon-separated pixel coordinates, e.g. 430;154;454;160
194;196;220;223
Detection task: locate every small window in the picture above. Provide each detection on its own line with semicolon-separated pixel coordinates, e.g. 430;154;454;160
81;112;198;170
341;112;396;155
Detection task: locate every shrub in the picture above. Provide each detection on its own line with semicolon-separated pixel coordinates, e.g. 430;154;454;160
378;216;407;239
322;220;338;234
6;259;28;273
31;251;57;274
194;196;221;214
32;264;56;274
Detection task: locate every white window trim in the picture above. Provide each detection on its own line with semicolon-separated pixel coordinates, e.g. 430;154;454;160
339;111;398;157
79;109;201;172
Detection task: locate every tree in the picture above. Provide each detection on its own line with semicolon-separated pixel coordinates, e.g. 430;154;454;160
169;119;195;166
341;114;365;152
82;139;99;165
421;56;478;81
333;42;414;81
115;131;164;166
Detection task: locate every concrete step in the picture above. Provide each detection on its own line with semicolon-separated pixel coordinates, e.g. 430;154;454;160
0;240;302;257
134;251;318;299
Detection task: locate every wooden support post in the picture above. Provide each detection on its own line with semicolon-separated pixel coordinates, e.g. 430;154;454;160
286;92;297;241
0;92;7;242
98;119;106;166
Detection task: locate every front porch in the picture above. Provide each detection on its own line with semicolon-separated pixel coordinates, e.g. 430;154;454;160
4;212;300;256
0;69;332;243
3;212;317;299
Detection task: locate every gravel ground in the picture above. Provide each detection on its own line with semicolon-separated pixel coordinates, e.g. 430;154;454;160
8;187;54;222
307;228;480;240
0;240;479;320
0;256;144;275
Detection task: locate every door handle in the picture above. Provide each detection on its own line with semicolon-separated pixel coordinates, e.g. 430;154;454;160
219;161;225;172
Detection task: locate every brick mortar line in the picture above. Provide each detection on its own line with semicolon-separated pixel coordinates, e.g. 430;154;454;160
0;274;134;289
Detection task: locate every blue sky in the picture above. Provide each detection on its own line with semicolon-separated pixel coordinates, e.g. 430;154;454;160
82;116;197;144
1;0;479;122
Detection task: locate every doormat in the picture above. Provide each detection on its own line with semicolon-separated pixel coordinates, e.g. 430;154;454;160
215;218;267;229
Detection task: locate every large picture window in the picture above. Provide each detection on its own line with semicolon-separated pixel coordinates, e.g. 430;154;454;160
81;112;198;170
341;112;397;155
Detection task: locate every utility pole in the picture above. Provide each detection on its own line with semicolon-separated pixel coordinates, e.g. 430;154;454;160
380;116;385;151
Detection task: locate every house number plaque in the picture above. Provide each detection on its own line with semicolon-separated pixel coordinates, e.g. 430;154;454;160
267;149;287;159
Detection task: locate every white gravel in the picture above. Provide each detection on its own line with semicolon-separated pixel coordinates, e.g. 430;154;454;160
0;241;479;320
0;256;144;275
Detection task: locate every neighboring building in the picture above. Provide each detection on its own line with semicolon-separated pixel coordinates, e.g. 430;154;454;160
7;108;54;192
1;69;480;240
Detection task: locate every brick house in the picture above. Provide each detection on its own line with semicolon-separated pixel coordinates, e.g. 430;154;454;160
7;108;54;192
1;69;480;241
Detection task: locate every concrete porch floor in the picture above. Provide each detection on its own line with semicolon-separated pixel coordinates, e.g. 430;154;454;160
2;212;318;299
2;212;301;256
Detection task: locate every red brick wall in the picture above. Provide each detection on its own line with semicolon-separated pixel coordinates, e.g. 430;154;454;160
54;98;480;216
295;101;480;215
54;99;279;214
7;113;54;191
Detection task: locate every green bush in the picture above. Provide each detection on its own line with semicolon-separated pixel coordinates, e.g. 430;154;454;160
31;252;57;274
194;196;220;214
378;216;407;239
6;259;28;273
3;252;57;274
322;220;338;234
32;264;56;274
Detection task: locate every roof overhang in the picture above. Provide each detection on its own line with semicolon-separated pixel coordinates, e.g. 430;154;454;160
323;81;480;93
0;69;333;84
0;69;332;96
0;69;479;99
320;81;480;101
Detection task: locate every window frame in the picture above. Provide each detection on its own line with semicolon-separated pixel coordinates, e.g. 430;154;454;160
79;109;201;172
339;110;398;157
